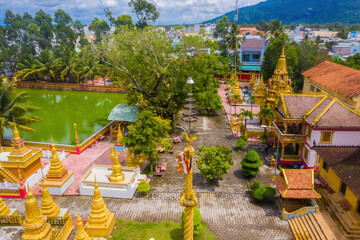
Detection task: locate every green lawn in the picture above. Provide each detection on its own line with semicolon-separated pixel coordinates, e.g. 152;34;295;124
111;220;218;240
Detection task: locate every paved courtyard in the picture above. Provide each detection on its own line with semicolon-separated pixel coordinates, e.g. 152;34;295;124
2;106;293;240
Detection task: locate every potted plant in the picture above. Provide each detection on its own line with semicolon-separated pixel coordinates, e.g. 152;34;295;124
259;132;268;152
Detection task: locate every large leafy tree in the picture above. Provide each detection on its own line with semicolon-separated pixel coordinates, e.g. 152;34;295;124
196;145;234;181
241;150;262;177
213;16;230;39
54;9;77;49
265;19;284;42
99;27;224;122
34;10;54;50
0;79;40;143
89;17;110;43
124;110;170;172
129;0;159;29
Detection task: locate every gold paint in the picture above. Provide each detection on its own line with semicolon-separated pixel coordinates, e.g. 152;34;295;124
74;212;91;240
109;146;125;183
0;197;11;215
40;177;61;217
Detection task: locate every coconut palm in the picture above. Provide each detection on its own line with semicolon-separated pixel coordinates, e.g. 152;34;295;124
248;95;256;112
16;57;37;81
240;109;254;135
259;107;274;126
232;94;242;115
54;46;78;83
265;19;284;42
0;80;40;143
226;23;244;71
79;51;101;85
33;49;55;82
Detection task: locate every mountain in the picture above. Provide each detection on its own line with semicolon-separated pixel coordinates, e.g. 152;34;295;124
203;0;360;25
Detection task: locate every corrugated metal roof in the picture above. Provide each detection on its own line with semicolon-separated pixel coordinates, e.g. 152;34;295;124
107;104;139;122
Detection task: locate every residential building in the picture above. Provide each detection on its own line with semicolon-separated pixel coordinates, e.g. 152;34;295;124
239;39;267;73
347;31;360;41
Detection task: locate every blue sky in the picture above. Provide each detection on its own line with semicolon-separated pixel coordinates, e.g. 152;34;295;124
0;0;264;25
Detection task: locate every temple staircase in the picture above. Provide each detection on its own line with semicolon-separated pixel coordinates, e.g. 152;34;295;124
288;213;336;240
0;167;20;183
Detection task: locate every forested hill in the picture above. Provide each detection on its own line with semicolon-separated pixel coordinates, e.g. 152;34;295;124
203;0;360;24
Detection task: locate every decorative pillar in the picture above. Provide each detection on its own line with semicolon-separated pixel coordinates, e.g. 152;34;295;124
74;123;80;154
284;123;288;134
17;163;26;198
281;143;285;161
178;133;199;240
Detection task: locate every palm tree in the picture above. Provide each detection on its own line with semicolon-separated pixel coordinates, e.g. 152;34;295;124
315;35;321;45
232;94;242;115
79;51;101;85
54;46;78;83
33;49;55;82
259;107;274;126
226;23;244;71
0;80;40;143
248;95;256;112
265;19;284;42
16;57;37;81
240;109;254;135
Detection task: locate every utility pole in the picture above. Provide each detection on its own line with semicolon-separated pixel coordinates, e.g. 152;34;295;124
234;0;239;24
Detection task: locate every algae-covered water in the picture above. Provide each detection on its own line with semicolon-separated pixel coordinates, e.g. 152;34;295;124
5;88;126;145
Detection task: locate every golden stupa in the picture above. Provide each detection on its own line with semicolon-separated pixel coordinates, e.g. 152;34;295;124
109;146;125;183
74;212;91;240
84;177;115;237
40;177;61;217
0;197;11;215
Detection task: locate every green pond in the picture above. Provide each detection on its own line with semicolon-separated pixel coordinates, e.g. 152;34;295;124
5;88;126;145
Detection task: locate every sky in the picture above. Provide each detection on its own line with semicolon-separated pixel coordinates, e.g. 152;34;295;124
0;0;265;25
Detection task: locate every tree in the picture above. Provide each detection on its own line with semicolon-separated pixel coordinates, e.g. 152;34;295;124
128;0;159;29
0;80;40;143
89;17;110;43
325;41;336;51
54;46;77;83
124;111;170;172
240;109;253;134
54;9;77;48
256;19;268;31
265;19;284;42
235;139;246;151
248;95;255;112
34;10;54;50
78;49;100;85
98;27;221;122
241;150;262;177
33;49;55;82
258;107;274;126
137;180;151;196
226;23;243;71
315;35;321;45
213;16;230;39
196;145;233;181
16;57;38;81
249;180;276;200
181;208;203;237
116;15;135;29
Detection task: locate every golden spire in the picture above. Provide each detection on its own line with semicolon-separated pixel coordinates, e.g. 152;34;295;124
47;138;68;178
126;148;134;166
109;146;125;183
10;119;28;155
85;175;115;237
280;45;285;57
13;118;21;141
40;177;61;217
275;45;288;75
0;197;11;215
75;212;91;240
22;184;53;240
116;125;124;145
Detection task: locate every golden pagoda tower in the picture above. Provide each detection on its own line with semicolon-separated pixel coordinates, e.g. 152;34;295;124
84;177;115;237
0;197;11;215
264;46;293;108
109;146;125;183
179;133;199;240
249;73;257;91
116;126;124;145
21;186;54;240
126;148;136;167
45;138;74;194
74;212;91;240
254;74;267;105
40;177;61;217
10;120;29;156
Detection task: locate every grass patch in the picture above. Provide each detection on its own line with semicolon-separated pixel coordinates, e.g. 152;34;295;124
111;220;218;240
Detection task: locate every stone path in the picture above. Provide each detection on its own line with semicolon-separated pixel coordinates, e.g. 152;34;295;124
2;105;293;240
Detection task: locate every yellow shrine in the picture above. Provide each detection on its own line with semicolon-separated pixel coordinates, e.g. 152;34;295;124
74;212;91;240
263;46;293;108
84;177;115;237
253;74;267;105
0;123;42;182
44;139;74;194
108;146;125;183
21;187;55;240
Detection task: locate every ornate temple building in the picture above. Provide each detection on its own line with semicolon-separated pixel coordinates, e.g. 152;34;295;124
0;124;42;198
44;140;74;194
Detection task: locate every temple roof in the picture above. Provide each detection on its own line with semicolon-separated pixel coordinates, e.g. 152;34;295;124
240;39;266;50
314;146;360;199
302;61;360;99
107;104;139;122
278;94;325;119
272;169;321;199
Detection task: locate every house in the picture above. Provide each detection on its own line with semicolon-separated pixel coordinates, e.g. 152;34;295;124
239;39;267;73
302;61;360;114
347;31;360;41
332;42;360;55
315;146;360;238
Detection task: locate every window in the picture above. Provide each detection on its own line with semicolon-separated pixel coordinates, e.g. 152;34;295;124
310;85;315;93
252;53;261;61
280;75;284;81
243;53;250;62
304;148;309;162
322;159;329;172
340;182;347;196
320;132;333;144
307;127;312;140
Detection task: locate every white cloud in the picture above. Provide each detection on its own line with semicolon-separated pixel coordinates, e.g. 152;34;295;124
0;0;265;25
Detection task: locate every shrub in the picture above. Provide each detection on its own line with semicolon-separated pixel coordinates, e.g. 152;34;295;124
249;180;276;200
235;139;246;151
181;207;203;237
260;132;268;144
240;135;248;142
241;150;262;177
197;145;234;181
137;181;151;196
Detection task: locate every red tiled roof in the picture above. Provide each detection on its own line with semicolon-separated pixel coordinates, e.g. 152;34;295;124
281;95;325;119
240;39;266;50
302;61;360;99
273;169;321;199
